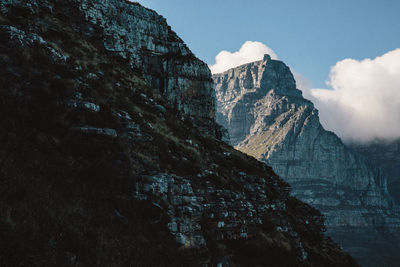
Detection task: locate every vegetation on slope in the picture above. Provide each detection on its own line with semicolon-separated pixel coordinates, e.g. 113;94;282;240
0;1;358;266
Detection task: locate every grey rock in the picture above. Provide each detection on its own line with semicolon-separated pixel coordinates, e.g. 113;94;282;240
0;0;362;264
86;73;98;79
214;55;400;266
67;100;100;112
77;0;215;120
0;25;68;63
155;104;166;114
112;110;132;121
70;126;117;138
133;172;295;250
349;139;400;203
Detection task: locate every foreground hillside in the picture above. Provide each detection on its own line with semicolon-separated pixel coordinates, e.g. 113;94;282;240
0;0;357;266
213;55;400;266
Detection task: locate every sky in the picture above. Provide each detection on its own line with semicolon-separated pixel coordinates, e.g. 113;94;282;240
136;0;400;142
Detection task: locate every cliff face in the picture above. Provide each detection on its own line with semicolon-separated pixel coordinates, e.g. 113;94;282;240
349;139;400;203
76;0;215;120
0;0;357;266
1;0;216;124
214;55;400;267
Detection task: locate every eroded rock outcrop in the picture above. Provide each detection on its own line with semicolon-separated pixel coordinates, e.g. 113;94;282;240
214;55;400;266
0;0;357;266
77;0;215;120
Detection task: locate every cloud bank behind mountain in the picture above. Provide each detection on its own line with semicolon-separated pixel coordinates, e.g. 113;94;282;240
308;49;400;143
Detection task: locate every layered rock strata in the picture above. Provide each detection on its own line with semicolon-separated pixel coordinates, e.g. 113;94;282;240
0;0;357;266
77;0;215;120
349;139;400;203
214;55;400;266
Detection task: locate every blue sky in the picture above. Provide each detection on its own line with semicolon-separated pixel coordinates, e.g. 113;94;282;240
138;0;400;88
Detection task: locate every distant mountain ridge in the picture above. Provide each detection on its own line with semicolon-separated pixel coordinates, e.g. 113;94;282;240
213;55;400;266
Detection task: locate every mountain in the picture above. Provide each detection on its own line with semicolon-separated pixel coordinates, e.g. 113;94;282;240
349;139;400;203
213;55;400;267
0;0;357;266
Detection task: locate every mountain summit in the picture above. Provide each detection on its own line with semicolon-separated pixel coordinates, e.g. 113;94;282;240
214;55;400;266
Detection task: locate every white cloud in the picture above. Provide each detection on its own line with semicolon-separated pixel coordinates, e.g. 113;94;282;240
306;49;400;143
209;41;278;74
211;42;400;143
292;71;312;95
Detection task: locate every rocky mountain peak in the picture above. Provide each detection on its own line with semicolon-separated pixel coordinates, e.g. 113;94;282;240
263;53;271;61
214;54;301;100
0;0;359;266
214;57;307;146
214;57;400;266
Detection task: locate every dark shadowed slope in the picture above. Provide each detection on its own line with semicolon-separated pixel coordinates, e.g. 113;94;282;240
0;0;359;266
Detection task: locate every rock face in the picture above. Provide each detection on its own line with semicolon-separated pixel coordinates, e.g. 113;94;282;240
214;55;400;267
349;139;400;203
77;0;215;120
0;0;357;266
